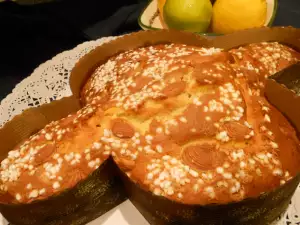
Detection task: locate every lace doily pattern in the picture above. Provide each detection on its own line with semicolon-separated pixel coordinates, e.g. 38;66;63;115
0;36;117;127
0;36;299;225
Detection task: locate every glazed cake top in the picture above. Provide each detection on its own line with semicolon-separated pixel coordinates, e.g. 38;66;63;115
1;42;300;205
82;42;300;204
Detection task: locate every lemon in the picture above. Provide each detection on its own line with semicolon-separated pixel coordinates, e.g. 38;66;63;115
212;0;267;34
163;0;213;33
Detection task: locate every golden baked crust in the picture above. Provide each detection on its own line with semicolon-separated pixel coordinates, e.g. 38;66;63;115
1;42;300;205
0;105;110;203
82;42;300;205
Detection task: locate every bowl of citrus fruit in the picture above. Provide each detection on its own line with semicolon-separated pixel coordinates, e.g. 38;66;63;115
138;0;278;36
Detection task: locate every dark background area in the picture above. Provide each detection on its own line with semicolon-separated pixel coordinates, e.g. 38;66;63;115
0;0;299;101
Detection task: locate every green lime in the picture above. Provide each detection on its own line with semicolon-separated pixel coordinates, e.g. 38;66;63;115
163;0;213;33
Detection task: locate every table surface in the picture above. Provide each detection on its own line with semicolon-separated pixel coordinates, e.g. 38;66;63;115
0;0;300;101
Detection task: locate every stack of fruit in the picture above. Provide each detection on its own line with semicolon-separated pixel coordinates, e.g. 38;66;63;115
158;0;268;34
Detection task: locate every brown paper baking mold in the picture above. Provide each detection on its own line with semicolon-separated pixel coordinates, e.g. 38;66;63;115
0;27;300;225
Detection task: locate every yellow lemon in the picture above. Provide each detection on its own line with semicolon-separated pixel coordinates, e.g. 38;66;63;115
212;0;267;34
163;0;213;33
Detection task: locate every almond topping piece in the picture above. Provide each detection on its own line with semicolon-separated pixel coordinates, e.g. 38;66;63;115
111;119;135;138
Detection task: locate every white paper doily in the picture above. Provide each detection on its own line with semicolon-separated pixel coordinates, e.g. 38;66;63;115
0;36;299;225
